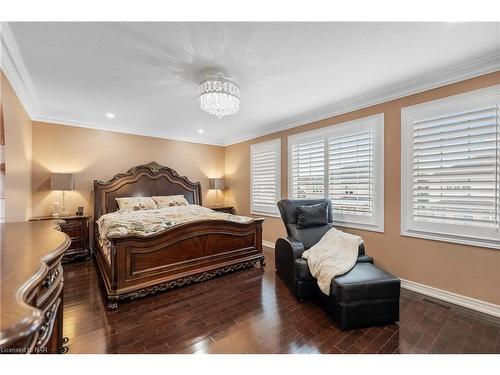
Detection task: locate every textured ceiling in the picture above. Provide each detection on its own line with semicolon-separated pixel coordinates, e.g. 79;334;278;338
5;22;500;145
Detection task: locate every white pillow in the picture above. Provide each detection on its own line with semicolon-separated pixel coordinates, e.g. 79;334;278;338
152;195;189;208
139;197;158;210
116;197;158;211
116;197;140;211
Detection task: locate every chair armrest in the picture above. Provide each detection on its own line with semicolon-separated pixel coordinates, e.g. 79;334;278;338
356;243;374;263
293;258;314;280
275;237;308;294
275;237;306;259
357;254;374;264
358;243;366;256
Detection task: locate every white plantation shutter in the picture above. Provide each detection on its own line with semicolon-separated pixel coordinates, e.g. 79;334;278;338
328;131;374;216
290;137;325;199
288;114;384;232
413;106;499;228
250;139;281;216
401;85;500;249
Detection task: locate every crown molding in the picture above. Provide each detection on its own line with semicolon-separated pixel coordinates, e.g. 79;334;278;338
0;22;39;118
32;114;226;146
224;52;500;145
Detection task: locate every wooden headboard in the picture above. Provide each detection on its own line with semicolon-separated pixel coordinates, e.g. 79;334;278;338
93;161;202;220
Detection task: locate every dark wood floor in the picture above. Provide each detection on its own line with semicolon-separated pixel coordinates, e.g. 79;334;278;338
62;247;500;354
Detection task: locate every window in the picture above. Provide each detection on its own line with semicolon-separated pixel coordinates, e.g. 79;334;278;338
401;85;500;249
288;114;384;232
328;130;374;217
290;135;325;199
250;139;281;216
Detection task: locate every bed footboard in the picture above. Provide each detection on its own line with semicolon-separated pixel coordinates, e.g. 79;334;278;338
95;219;264;309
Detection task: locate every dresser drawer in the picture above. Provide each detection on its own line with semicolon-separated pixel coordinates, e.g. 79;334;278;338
67;238;84;250
37;264;63;309
64;227;83;239
61;220;84;230
35;294;63;353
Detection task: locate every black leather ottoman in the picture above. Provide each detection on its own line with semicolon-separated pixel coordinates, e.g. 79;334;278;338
319;262;401;330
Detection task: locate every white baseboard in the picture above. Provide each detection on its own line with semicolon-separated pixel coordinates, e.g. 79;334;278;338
400;278;500;318
260;238;499;318
262;240;275;249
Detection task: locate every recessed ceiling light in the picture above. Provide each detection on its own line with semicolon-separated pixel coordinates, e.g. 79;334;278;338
198;129;204;134
106;112;115;119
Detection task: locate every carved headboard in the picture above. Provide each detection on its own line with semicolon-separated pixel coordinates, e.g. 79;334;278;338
93;161;202;220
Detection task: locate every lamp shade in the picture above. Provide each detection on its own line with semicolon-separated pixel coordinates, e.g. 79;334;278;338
208;177;225;190
50;173;74;191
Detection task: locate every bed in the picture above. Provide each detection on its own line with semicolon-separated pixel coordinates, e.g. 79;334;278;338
93;161;264;309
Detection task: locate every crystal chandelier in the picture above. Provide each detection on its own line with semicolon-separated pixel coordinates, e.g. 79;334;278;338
199;76;240;118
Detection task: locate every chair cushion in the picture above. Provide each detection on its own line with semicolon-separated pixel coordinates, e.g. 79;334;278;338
287;224;333;250
296;202;329;229
331;263;400;302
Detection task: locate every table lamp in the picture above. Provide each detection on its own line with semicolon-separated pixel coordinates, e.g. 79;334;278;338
50;173;74;217
208;177;226;206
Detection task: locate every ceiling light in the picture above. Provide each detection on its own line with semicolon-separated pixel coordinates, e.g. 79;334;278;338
199;75;240;118
198;129;204;134
106;112;115;119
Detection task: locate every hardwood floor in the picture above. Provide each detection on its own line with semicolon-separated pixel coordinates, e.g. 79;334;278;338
62;247;500;354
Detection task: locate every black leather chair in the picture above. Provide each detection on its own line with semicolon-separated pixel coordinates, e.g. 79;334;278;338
275;198;400;330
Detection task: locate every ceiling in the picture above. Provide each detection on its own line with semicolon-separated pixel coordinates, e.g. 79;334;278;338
2;22;500;145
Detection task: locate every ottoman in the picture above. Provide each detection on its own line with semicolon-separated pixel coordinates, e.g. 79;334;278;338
320;262;401;330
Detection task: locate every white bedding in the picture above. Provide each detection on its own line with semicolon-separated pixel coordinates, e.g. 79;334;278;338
96;205;253;264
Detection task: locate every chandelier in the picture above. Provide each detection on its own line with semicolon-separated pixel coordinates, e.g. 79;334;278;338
199;76;240;118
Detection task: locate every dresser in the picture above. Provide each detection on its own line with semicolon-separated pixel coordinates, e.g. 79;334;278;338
30;215;90;263
0;220;70;353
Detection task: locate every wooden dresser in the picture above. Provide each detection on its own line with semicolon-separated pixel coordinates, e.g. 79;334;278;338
0;220;70;354
30;215;90;263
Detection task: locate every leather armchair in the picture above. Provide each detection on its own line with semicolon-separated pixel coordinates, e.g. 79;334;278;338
275;199;373;301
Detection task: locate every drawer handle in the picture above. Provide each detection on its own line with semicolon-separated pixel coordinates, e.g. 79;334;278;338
42;267;60;289
36;298;60;349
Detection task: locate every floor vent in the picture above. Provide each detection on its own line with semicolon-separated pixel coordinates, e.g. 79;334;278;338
422;297;453;311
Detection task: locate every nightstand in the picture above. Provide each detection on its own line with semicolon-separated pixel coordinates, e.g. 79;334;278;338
208;206;235;214
30;215;91;263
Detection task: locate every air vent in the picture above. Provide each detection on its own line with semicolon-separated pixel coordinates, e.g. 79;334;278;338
422;297;452;311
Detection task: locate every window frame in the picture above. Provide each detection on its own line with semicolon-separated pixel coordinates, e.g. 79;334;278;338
401;85;500;250
288;113;385;232
250;138;281;217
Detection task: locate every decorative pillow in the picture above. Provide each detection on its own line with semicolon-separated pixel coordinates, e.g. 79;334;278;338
296;202;329;229
116;197;158;211
139;197;158;210
116;197;141;211
152;195;189;208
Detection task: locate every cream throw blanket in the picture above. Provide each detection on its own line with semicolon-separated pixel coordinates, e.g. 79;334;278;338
302;227;363;295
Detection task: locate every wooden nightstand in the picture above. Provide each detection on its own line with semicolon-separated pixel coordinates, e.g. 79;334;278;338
30;215;91;263
208;206;235;214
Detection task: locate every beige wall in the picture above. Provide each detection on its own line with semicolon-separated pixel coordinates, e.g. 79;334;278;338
32;122;226;232
1;71;32;222
225;71;500;305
